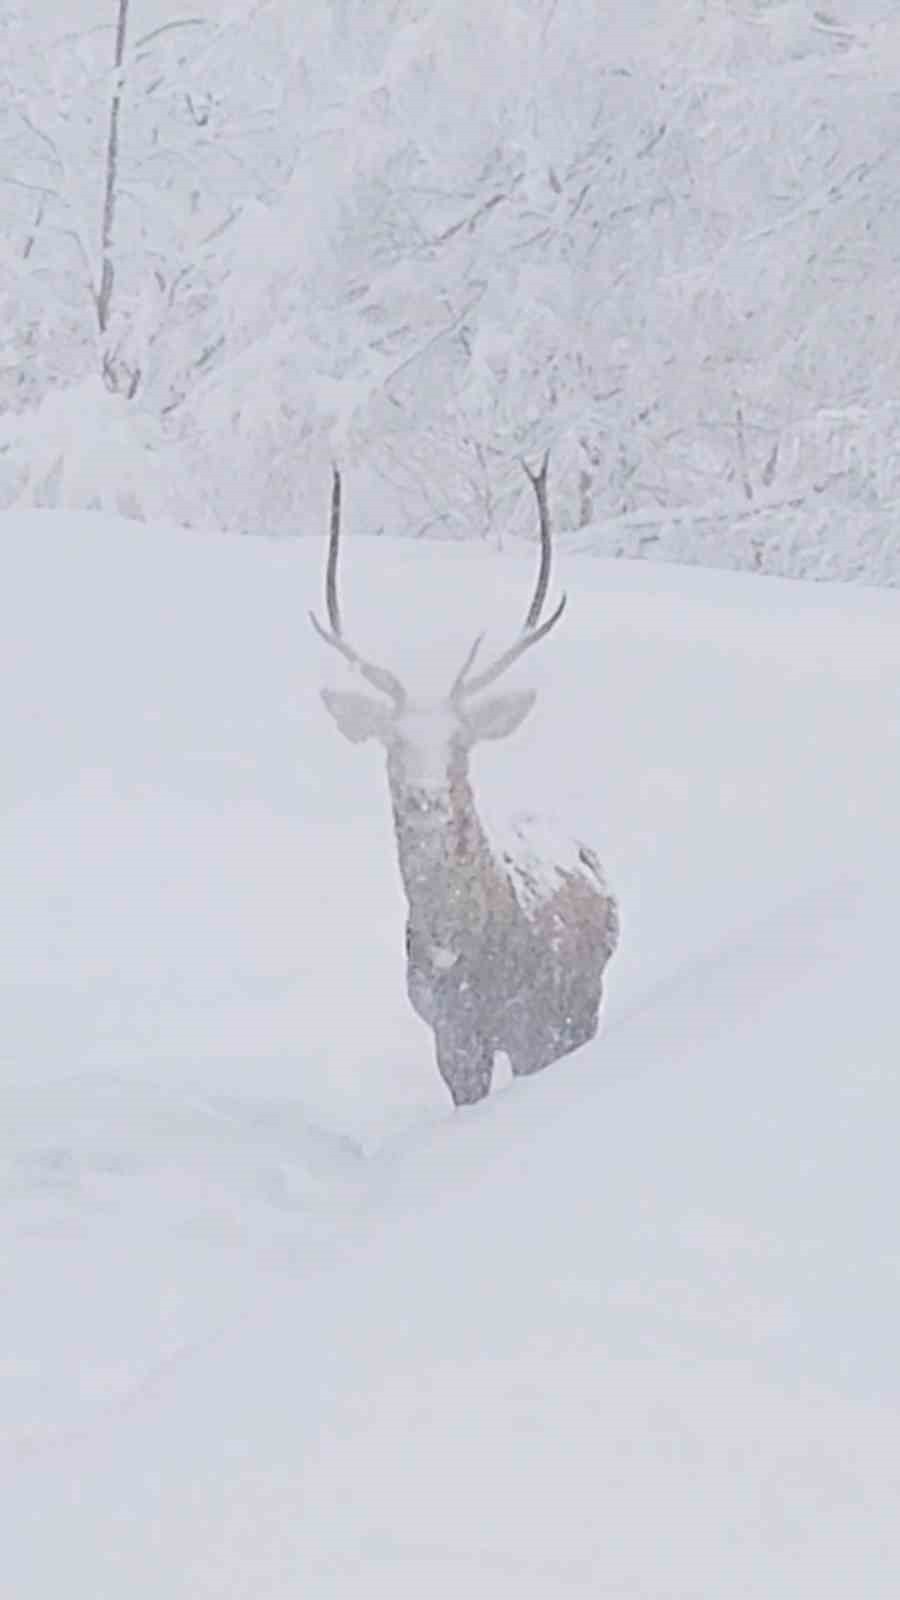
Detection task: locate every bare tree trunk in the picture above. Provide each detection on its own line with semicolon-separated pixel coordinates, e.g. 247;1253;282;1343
97;0;130;336
579;435;602;527
577;468;592;528
735;401;754;503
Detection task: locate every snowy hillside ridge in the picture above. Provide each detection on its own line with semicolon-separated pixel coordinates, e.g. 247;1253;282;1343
4;507;900;1594
7;1;900;589
570;493;900;588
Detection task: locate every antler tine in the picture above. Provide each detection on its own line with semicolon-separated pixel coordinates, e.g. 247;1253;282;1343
449;631;485;700
309;466;407;706
324;460;343;635
453;594;567;700
452;450;566;701
522;450;552;631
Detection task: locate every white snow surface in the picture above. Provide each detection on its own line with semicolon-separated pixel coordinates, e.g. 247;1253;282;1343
3;509;900;1596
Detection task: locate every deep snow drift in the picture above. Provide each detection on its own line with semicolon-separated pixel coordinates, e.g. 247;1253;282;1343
3;508;900;1595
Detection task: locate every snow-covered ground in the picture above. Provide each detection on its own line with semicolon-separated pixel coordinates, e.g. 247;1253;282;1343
3;508;900;1595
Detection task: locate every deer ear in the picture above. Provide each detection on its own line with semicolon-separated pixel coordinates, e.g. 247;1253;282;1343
463;689;537;743
320;688;393;744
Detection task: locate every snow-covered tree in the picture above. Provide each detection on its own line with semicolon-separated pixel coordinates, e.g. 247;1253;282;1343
2;0;900;583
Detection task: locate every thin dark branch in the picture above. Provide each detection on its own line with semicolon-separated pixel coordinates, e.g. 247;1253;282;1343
23;201;45;259
135;17;209;48
97;0;130;335
0;176;59;198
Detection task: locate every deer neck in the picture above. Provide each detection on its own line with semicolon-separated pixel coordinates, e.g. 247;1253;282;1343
389;769;491;951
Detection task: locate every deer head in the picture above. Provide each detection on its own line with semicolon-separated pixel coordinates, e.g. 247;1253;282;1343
309;458;618;1110
310;456;566;803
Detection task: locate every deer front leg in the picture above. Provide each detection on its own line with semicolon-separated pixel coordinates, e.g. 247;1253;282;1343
433;1021;494;1107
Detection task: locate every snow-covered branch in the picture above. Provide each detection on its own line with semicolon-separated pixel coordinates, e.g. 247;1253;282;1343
1;0;899;584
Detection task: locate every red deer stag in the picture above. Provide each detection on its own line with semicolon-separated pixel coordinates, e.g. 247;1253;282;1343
311;458;619;1106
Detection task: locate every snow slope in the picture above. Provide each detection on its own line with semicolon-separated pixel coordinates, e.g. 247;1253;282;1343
3;508;900;1595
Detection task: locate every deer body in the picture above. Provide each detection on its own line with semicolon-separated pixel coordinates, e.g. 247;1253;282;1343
312;460;619;1107
397;787;618;1105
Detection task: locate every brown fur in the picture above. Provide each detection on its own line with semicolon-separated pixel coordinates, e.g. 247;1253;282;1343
390;752;619;1106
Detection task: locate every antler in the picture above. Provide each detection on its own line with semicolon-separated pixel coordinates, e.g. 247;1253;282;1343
452;452;567;701
309;467;407;706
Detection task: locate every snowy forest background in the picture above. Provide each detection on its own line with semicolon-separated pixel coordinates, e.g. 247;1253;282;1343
4;0;900;584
